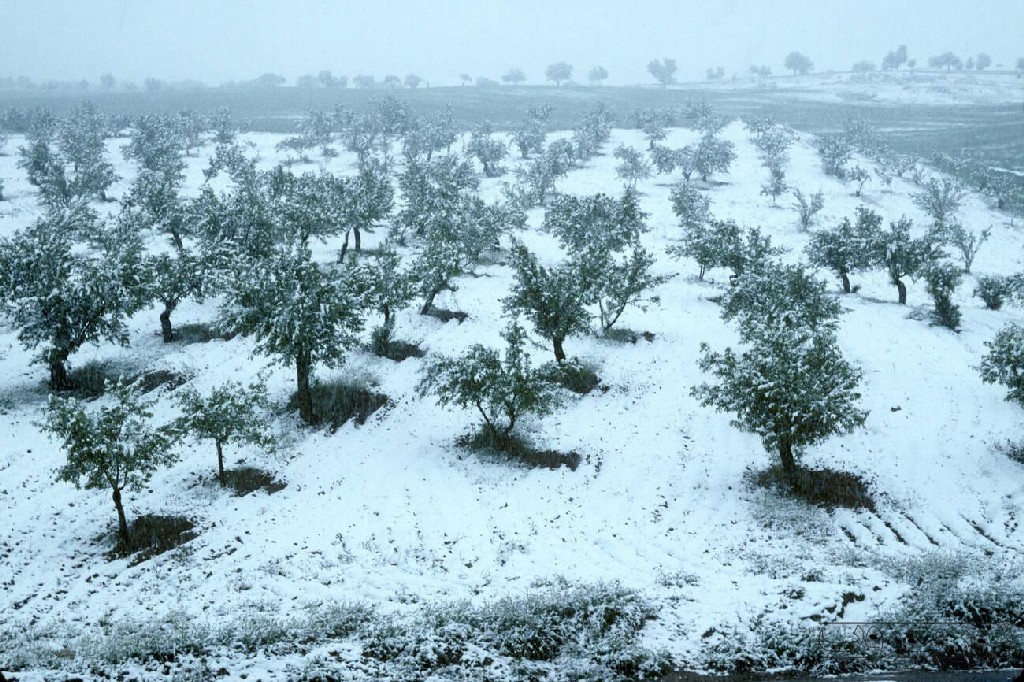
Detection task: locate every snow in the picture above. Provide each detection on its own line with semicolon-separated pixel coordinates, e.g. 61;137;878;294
1;97;1023;679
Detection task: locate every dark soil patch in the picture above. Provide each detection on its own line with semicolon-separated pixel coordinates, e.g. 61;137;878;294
131;369;190;394
604;328;656;344
750;465;875;511
290;380;390;430
65;361;120;399
545;360;602;395
423;307;469;324
458;429;581;471
174;322;236;344
376;339;426;362
222;466;286;497
114;514;196;564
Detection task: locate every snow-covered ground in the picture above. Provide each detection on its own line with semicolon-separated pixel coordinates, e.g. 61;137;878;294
1;111;1023;680
690;70;1024;106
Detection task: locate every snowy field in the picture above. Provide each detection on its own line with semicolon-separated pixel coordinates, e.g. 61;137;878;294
1;87;1023;680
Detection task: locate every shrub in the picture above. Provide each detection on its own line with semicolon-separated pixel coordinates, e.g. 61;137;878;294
975;275;1013;310
418;323;562;438
816;133;852;178
979;323;1024;403
792;189;825;230
923;262;963;330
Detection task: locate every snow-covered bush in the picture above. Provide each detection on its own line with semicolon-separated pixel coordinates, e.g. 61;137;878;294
980;323;1024;404
791;188;825;230
418;323;562;440
0;207;149;389
613;144;652;189
511;104;552;159
914;176;966;229
923;261;963;330
816;133;852;179
504;242;595;363
466;120;508;177
869;215;938;305
218;243;364;423
974;274;1013;310
942;221;989;274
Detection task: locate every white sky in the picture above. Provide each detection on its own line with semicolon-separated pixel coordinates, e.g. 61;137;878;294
4;0;1023;86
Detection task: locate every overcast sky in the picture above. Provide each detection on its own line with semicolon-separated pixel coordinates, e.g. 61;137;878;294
4;0;1023;86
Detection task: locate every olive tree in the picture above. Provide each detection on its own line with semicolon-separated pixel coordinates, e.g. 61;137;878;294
805;207;880;293
0;207;149;389
418;323;562;439
173;381;274;485
43;382;176;548
693;325;867;487
218;243;364;423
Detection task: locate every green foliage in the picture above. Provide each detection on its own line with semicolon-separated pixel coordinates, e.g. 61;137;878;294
923;261;963;330
693;326;868;473
218;243;364;422
974;274;1013;310
692;134;736;182
42;382;176;544
791;188;825;230
570;103;613;162
418;323;562;437
542;190;647;256
0;207;150;389
668;219;781;281
122;114;185;181
669;181;712;232
942;221;989;273
612;144;652;188
595;243;671;333
805;207;881;292
173;380;274;483
979;323;1024;404
870;215;939;303
914;177;965;229
721;263;844;338
760;166;789;205
816;133;852;179
466;120;508;177
353;241;415;329
504;242;594;361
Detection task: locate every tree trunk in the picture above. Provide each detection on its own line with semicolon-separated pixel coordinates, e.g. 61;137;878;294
896;278;907;305
354;227;361;252
295;350;314;424
170;230;184;251
216;440;225;486
382;303;392;328
49;354;71;391
779;437;799;489
160;302;176;342
841;272;852;294
420;288;438;315
339;230;350;262
553;336;566;363
112;487;130;548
